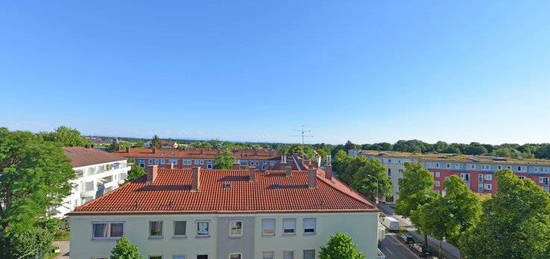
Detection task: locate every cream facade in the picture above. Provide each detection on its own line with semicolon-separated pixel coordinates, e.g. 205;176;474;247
70;212;379;259
55;160;130;217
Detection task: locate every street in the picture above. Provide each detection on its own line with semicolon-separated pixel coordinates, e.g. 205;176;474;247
380;233;420;259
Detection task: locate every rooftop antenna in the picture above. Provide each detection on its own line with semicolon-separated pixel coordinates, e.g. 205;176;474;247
293;126;313;145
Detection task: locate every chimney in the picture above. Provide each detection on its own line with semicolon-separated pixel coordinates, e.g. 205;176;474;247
146;165;158;184
192;167;201;192
170;162;175;169
325;166;333;180
285;165;292;177
249;166;256;182
308;168;317;189
152;148;157;154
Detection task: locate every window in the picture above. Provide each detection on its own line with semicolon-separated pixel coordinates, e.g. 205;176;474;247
447;163;450;168
303;218;316;234
150;256;162;259
194;160;201;165
283;251;294;259
92;222;123;239
435;181;441;187
283;218;296;234
303;249;315;259
173;256;185;259
174;221;186;236
229;254;241;259
184;159;192;165
539;177;549;185
197;221;209;237
262;251;274;259
435;171;440;177
484;174;492;181
520;176;526;180
436;163;440;168
170;159;178;165
262;219;276;236
84;181;94;192
149;221;163;237
460;173;470;181
484;184;492;190
229;220;243;237
518;166;522;171
197;256;208;259
387;168;391;176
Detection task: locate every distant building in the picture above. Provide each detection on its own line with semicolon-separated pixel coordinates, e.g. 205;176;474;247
144;139;179;149
115;147;284;170
350;150;550;202
55;147;130;217
69;166;380;259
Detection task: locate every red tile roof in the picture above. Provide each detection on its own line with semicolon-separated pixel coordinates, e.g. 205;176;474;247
114;147;281;160
70;168;376;215
63;147;125;168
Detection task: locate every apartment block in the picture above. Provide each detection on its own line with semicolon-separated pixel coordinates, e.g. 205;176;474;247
69;166;380;259
349;150;550;202
56;147;130;217
115;147;283;170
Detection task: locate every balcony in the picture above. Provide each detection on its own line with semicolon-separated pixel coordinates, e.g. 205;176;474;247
80;190;95;198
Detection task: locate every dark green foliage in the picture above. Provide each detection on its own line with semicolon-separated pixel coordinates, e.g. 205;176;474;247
40;126;90;147
110;236;143;259
126;165;146;182
460;170;550;259
213;149;235;169
0;227;54;258
151;135;162;149
319;232;365;259
0;128;75;257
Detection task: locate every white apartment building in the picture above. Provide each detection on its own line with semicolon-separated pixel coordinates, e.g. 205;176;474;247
69;166;380;259
55;147;130;217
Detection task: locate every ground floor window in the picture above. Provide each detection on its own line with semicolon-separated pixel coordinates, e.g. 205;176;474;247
229;254;242;259
303;249;315;259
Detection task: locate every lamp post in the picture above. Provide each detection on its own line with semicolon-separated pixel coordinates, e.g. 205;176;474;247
365;174;379;204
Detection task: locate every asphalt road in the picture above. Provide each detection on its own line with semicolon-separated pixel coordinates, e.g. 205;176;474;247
380;234;420;259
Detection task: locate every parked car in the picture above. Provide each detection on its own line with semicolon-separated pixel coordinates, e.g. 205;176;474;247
400;233;415;244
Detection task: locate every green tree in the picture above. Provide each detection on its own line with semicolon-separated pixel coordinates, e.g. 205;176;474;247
151;135;162;149
0;226;54;258
419;176;481;248
214;149;235;169
351;159;392;200
41;126;90;147
461;170;550;259
110;236;143;259
319;232;365;259
0;128;75;257
396;162;437;251
107;141;131;152
126;165;146;182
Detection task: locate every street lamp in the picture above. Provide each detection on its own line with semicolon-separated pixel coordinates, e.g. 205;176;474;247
364;174;379;204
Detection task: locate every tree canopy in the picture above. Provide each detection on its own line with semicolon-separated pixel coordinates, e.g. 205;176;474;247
319;232;365;259
110;236;143;259
460;170;550;259
151;135;162;149
40;126;90;147
213;149;235;169
418;175;481;247
126;165;146;182
0;128;75;257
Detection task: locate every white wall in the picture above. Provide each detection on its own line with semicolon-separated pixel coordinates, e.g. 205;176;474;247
70;212;379;259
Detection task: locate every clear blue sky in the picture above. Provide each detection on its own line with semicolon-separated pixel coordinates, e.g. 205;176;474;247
1;1;550;144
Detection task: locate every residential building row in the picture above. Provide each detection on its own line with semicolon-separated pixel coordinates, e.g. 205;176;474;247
114;147;284;170
69;166;381;259
54;147;131;217
349;150;550;201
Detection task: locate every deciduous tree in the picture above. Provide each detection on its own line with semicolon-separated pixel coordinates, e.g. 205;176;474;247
461;170;550;259
126;165;146;182
40;126;90;147
214;149;235;169
110;236;143;259
319;232;365;259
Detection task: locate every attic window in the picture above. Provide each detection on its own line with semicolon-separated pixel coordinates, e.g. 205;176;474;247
223;182;231;189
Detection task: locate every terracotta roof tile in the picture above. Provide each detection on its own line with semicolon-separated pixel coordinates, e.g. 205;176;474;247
71;168;376;215
63;147;125;167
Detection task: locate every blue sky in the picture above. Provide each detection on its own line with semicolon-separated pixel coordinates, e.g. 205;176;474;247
1;1;550;144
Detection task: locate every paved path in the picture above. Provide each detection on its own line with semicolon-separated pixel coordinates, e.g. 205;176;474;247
380;233;420;259
52;241;70;259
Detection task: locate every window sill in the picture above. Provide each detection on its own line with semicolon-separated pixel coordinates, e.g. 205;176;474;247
91;237;120;241
229;235;243;239
262;234;276;237
148;236;164;240
282;233;296;236
195;235;210;238
172;235;187;239
303;232;316;236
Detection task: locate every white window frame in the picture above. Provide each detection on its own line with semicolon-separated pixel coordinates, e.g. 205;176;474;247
539;177;549;185
173;221;187;237
261;218;276;236
183;159;192;165
282;218;296;235
435;181;441;187
484;184;492;190
484;174;492;181
91;222;124;240
303;249;316;259
229;220;243;237
283;251;295;259
149;221;163;238
229;253;242;259
196;220;210;237
303;218;316;235
434;171;440;177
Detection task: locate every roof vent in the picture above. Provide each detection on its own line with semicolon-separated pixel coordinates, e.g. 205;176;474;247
223;182;231;189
